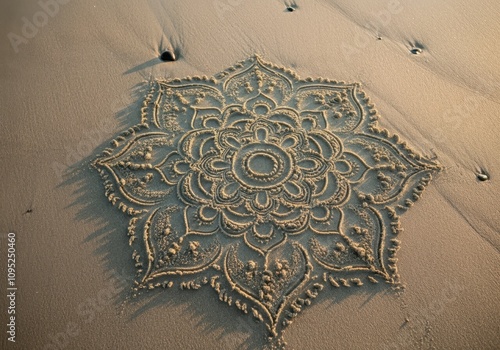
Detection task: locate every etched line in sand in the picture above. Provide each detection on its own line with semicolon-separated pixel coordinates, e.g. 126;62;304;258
92;55;440;347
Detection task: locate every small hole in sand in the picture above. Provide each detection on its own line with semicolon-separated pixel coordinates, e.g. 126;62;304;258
287;7;295;12
160;51;176;62
410;48;422;55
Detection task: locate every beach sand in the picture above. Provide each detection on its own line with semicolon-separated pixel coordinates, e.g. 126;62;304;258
1;1;499;349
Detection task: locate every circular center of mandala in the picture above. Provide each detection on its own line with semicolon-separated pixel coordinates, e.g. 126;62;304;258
233;143;293;189
246;152;277;177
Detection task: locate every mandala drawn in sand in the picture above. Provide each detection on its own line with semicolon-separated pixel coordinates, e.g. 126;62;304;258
93;56;440;345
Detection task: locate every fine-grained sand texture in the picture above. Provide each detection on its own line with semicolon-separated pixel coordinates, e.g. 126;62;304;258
1;1;499;349
93;56;440;346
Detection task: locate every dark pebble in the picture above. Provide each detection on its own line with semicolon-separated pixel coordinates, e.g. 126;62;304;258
477;173;489;181
160;51;176;62
410;48;422;55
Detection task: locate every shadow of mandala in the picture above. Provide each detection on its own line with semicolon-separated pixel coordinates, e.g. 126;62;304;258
60;82;270;349
62;82;152;302
66;56;440;348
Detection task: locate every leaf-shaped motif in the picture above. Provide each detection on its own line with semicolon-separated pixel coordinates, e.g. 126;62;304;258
225;243;312;335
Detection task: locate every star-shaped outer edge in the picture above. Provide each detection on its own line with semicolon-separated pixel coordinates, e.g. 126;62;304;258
91;55;441;344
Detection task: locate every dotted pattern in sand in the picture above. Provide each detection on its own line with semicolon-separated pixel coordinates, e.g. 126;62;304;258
93;56;440;346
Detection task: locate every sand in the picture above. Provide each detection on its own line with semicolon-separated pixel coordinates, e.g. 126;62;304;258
1;0;499;349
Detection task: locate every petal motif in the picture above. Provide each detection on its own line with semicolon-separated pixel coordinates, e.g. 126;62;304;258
191;107;223;129
183;205;220;235
297;154;329;178
143;207;222;280
311;172;350;206
244;222;286;255
306;130;343;160
334;151;369;183
95;132;177;207
178;172;213;205
309;206;343;234
177;129;218;161
221;105;253;129
345;134;433;205
295;84;363;132
214;181;241;204
152;83;225;130
158;151;190;185
225;242;312;336
309;204;384;273
283;180;311;204
223;57;293;105
244;93;277;115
